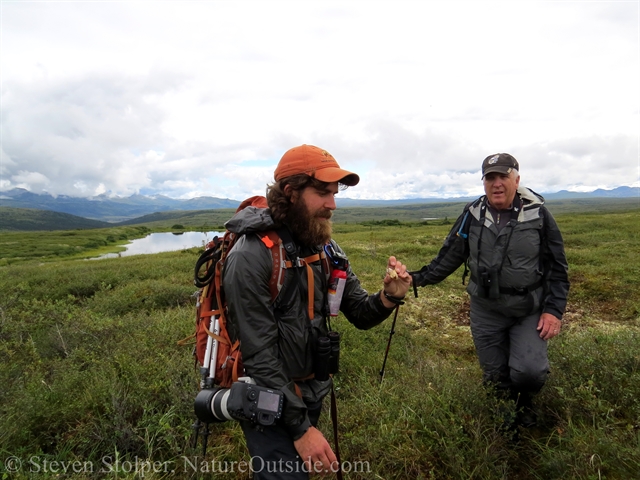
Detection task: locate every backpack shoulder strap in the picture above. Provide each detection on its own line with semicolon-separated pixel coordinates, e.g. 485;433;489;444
457;197;484;285
259;228;328;321
259;230;288;302
258;227;304;302
456;197;484;240
276;227;297;259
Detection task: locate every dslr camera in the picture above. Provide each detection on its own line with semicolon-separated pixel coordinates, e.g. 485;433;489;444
194;379;284;426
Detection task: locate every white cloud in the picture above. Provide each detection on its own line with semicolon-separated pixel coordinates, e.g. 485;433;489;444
12;171;51;191
1;1;638;200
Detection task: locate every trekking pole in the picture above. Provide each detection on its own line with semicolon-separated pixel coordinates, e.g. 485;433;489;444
379;305;400;384
201;318;215;389
208;317;220;383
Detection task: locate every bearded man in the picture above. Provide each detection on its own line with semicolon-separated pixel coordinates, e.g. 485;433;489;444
222;144;412;479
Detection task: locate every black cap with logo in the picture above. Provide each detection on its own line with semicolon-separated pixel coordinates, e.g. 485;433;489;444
482;153;519;177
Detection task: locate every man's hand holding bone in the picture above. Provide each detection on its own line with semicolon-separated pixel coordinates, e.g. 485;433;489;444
381;256;412;308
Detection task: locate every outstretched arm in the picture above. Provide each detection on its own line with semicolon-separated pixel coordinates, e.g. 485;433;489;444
411;211;469;288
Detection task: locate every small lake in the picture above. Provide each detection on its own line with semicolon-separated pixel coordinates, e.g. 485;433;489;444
93;231;223;259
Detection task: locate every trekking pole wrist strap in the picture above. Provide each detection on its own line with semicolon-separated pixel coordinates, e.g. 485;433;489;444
382;291;405;305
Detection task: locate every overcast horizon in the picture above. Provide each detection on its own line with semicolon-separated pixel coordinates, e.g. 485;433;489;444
1;1;639;202
1;182;637;202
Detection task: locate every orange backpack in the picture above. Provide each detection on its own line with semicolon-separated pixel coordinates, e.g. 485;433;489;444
190;195;329;389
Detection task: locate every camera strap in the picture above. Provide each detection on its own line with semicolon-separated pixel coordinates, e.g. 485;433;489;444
476;195;522;275
475;200;488;269
495;195;522;273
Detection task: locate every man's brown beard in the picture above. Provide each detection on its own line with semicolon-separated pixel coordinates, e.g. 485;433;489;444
286;199;333;246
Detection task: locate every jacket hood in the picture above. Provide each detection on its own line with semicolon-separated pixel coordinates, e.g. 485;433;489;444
224;206;275;235
518;186;545;206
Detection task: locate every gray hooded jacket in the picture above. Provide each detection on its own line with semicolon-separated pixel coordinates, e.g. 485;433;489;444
222;206;395;439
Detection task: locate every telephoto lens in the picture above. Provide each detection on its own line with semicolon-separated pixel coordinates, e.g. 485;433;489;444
314;336;331;381
328;331;340;374
194;387;233;423
194;381;284;426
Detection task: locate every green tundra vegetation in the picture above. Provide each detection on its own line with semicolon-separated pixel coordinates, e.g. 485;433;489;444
0;203;638;479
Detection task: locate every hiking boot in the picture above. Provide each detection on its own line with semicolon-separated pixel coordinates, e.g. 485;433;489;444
517;405;538;428
496;402;518;433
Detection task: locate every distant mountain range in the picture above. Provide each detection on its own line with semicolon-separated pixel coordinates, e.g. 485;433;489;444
0;186;637;222
0;188;239;222
335;186;640;207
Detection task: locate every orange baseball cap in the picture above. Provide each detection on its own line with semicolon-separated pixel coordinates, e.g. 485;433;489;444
274;144;360;186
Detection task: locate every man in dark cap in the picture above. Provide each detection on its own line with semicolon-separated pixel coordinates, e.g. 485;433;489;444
411;153;569;428
223;144;412;478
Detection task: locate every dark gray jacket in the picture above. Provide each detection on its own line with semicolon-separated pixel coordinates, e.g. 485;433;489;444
412;187;569;319
222;206;395;439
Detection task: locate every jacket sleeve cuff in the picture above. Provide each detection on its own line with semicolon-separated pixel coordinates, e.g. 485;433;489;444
543;307;564;321
287;417;311;441
376;291;397;312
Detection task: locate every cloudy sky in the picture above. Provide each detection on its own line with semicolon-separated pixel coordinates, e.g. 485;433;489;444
1;1;638;201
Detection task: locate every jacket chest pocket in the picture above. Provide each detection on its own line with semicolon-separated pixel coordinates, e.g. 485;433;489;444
504;222;542;269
